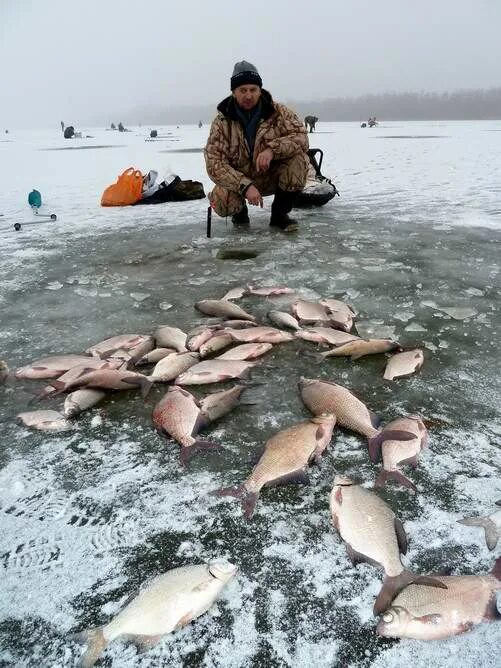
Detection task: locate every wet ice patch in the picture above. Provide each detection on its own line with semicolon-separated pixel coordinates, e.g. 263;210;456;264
45;281;64;290
356;321;396;338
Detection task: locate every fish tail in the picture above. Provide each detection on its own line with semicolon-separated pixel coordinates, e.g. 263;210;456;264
180;439;222;466
367;431;384;463
140;377;153;399
210;484;258;519
375;469;417;493
491;557;501;581
458;517;499;551
71;627;107;668
373;571;447;616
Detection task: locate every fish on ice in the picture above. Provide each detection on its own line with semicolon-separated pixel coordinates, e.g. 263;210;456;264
383;349;424;380
195;299;256;321
377;558;501;640
72;560;237;667
17;410;72;432
213;414;336;518
175;360;256;385
299;377;380;438
329;475;446;615
153;326;188;352
457;500;501;551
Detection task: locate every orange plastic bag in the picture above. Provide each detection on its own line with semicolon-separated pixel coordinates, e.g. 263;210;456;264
101;167;144;206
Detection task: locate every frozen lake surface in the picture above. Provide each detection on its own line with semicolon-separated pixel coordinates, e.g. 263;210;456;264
0;121;500;667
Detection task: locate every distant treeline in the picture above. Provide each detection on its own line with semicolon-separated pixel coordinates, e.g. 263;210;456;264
111;87;501;126
291;88;501;121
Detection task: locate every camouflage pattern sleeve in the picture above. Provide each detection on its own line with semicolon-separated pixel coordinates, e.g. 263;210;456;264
264;104;309;160
204;115;253;193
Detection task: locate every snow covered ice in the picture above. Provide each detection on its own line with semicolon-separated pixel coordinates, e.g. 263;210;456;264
0;121;500;667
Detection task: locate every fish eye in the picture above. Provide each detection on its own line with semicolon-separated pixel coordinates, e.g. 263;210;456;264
383;612;393;623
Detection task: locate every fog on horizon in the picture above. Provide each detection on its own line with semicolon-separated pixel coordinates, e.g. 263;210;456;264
1;0;500;129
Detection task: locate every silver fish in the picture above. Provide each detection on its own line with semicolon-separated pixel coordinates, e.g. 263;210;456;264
267;310;301;330
15;354;103;380
223;327;294;344
17;410;72;432
153;386;228;463
136;348;177;365
320;339;401;360
199;333;234;358
246;285;294;296
377;558;501;640
73;560;237;667
319;298;355;331
330;476;445;615
457;500;501;551
368;416;428;492
195;299;256;321
291;300;331;325
153;326;188;352
176;360;255;385
63;388;106;418
150;352;200;383
186;325;219;352
218;320;259;329
299;377;380;438
198;385;249;423
221;286;247;300
50;368;152;398
38;361;122;397
214;415;336;518
384;349;424;380
217;343;272;361
295;327;360;347
86;334;152;358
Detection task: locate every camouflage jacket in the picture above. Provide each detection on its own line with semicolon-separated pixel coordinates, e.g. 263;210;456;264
204;89;309;195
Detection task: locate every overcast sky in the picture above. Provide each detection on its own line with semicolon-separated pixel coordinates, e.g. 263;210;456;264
1;0;500;128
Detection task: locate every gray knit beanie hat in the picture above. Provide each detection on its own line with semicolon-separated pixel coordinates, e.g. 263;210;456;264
230;60;263;91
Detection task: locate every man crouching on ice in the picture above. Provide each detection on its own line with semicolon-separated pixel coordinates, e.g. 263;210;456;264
204;60;309;233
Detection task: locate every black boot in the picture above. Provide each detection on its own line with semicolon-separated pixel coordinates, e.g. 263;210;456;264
231;204;250;226
269;189;299;232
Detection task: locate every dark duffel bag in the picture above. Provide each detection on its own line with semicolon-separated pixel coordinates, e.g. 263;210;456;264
134;176;205;205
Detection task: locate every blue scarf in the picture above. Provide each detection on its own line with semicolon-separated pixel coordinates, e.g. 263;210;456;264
235;100;262;158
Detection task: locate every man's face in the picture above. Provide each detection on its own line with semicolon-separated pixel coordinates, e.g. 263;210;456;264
233;85;261;111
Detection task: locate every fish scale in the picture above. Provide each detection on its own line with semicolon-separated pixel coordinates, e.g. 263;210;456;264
330;482;403;576
299;378;380;437
246;417;336;493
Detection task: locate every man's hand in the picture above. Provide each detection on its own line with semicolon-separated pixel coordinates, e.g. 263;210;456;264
256;148;274;173
245;184;263;207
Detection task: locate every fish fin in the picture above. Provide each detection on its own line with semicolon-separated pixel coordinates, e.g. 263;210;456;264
491;556;501;581
48;379;66;392
335;487;343;504
345;543;373;565
132;633;165;651
174;611;195;630
71;627;107;668
266;469;310;487
250;445;266;466
210;484;259;519
457;517;498;551
496;499;501;507
375;469;417;494
192;413;210;436
394;518;408;554
122;376;152;398
367;431;384;463
484;597;501;620
369;411;382;429
380;429;417;443
398;454;420;468
180;440;222;466
329;318;350;332
315;425;326;441
414;613;442;625
373;572;447;616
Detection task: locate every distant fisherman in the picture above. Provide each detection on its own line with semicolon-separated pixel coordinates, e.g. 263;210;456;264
205;60;309;233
